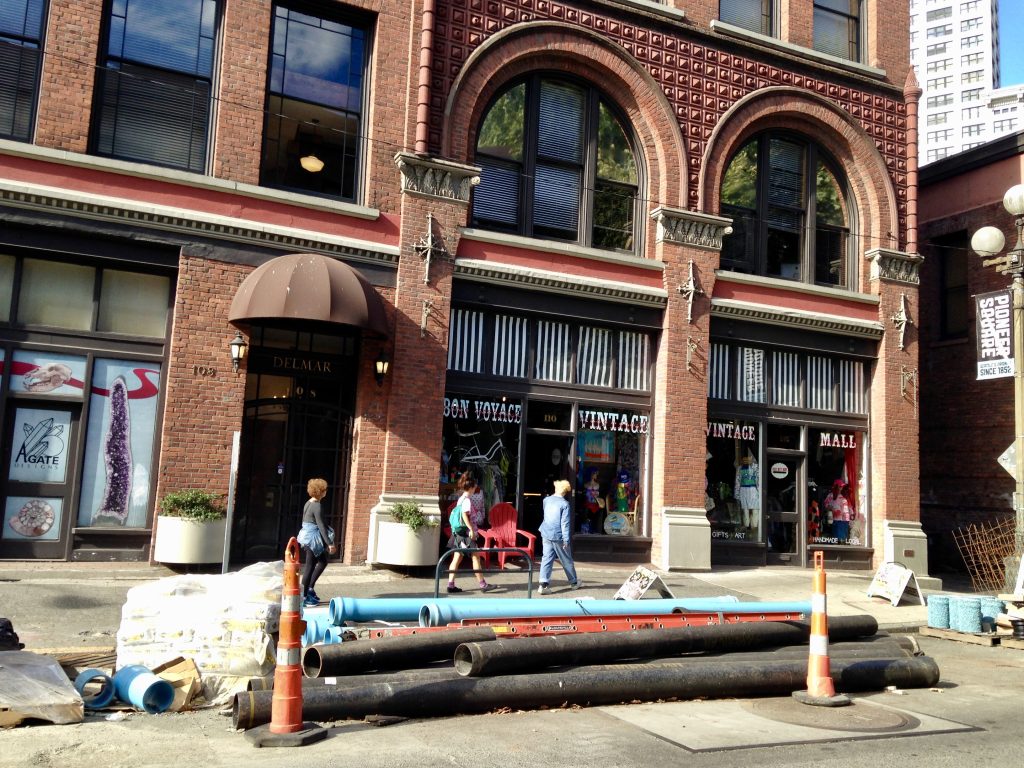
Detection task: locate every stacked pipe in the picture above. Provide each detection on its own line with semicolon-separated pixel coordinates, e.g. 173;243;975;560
234;614;940;729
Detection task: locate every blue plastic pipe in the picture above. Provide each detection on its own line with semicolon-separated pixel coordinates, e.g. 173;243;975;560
327;598;745;626
302;606;332;646
419;598;811;627
74;668;116;709
112;665;175;714
322;626;345;644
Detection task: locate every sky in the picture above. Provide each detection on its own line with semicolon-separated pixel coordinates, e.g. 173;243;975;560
1000;0;1024;86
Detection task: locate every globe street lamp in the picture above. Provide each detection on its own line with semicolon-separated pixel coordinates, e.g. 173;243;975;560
971;183;1024;592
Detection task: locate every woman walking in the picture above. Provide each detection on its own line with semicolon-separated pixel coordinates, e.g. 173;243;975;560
297;478;335;607
446;473;496;593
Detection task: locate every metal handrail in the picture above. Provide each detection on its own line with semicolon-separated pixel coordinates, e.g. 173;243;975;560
433;546;535;598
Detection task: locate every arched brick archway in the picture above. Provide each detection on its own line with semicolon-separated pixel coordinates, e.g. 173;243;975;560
700;87;901;284
442;21;687;212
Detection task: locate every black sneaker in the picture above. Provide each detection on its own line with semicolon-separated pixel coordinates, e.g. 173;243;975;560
447;584;463;593
479;583;496;592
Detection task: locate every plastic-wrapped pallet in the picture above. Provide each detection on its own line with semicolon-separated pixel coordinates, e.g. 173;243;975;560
116;561;283;699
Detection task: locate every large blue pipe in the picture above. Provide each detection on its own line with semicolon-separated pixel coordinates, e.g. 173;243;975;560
301;606;332;646
328;595;746;626
419;599;810;627
112;665;174;714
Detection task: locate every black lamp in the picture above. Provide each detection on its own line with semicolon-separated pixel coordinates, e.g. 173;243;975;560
229;332;248;373
374;350;390;387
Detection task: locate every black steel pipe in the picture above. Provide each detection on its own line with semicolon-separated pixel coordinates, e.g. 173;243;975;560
302;627;497;677
247;665;460;692
454;615;878;677
232;655;940;728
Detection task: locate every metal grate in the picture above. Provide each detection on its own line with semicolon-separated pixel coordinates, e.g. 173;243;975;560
952;515;1017;593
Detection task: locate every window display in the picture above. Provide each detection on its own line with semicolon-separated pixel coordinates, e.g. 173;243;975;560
441;395;520;514
807;428;865;546
575;407;646;536
705;420;761;541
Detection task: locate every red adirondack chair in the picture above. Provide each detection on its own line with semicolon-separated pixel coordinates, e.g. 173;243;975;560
480;502;536;569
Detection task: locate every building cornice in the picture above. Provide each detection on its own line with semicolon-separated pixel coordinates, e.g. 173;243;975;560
454;258;668;308
0;179;400;267
715;271;881;306
711;297;884;339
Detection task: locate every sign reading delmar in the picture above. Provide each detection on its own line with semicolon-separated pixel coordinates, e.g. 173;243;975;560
976;289;1014;380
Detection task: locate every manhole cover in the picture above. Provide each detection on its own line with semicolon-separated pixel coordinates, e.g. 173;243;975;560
741;699;920;733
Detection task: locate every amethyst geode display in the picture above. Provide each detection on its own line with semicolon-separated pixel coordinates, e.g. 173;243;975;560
92;376;132;525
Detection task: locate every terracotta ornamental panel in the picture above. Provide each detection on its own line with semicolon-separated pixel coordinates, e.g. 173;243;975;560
430;0;908;247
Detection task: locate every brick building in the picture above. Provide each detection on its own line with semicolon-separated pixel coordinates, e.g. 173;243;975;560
0;0;929;576
918;131;1024;574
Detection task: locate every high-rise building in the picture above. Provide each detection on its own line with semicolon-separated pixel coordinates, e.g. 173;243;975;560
911;0;1002;164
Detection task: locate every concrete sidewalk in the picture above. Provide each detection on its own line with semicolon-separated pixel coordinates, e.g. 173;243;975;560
0;558;977;650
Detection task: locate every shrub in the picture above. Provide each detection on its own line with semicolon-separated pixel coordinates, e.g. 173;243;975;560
159;490;225;522
390;501;437;533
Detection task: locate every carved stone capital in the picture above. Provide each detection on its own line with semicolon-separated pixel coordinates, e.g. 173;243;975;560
865;248;924;285
395;152;480;203
651;207;733;250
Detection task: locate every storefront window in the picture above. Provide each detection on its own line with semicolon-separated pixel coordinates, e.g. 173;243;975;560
77;358;163;528
98;270;171;337
18;259;95;330
0;254;13;321
807;428;865;546
575;407;647;536
441;394;521;514
705;420;761;542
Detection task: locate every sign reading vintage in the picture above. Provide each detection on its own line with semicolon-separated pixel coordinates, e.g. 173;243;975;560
976;289;1014;380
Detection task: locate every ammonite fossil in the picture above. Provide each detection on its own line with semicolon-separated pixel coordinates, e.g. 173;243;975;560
9;499;55;537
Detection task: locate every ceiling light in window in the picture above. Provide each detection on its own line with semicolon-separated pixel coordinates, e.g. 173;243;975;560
300;154;324;173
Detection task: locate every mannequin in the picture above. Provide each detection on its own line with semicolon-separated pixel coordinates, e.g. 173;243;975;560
735;454;760;530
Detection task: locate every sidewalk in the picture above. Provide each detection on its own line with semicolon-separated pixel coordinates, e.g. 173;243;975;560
0;558;977;650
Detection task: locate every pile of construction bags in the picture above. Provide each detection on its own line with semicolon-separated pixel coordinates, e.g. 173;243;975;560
116;562;283;703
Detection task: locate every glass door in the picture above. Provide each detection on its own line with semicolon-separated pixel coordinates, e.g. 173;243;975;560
0;402;81;559
764;451;804;565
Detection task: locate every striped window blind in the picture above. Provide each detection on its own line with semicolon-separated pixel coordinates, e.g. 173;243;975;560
447;308;485;374
493;314;528;378
535;320;572;382
807;355;834;410
708;342;729;399
618;331;650;391
838;359;866;414
578;326;612;387
771;350;802;407
736;347;765;403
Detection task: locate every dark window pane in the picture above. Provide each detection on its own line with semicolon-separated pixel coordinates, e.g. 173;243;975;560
815;160;846;226
814;226;847;287
720;205;757;273
473;161;520;227
477;84;525;162
766;227;801;280
719;0;772;35
721;141;758;208
0;40;39;140
538;80;583;163
260;4;366;202
533;163;580;238
0;0;44;38
593;179;635;251
93;64;210;172
768;139;803;208
597;102;637;184
813;2;859;60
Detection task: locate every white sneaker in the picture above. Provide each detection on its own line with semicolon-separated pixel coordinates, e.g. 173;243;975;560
569;580;582;590
537;584;549;595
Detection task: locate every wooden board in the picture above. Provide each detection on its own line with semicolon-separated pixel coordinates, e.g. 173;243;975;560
999;636;1024;651
920;626;1001;646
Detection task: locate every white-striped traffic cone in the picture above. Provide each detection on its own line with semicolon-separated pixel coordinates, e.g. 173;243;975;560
793;551;851;707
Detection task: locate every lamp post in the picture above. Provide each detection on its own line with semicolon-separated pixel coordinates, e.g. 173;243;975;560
971;184;1024;591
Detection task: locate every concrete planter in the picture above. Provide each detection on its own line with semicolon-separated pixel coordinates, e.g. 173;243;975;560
373;519;440;566
152;516;226;564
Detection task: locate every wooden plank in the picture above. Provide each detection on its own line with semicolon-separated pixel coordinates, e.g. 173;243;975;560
920;626;1001;646
1000;637;1024;651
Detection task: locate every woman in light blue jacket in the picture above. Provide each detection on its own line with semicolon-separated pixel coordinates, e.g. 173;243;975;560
537;479;581;594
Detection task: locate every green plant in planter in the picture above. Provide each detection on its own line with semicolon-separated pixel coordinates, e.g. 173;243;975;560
390;501;437;533
159;490;225;522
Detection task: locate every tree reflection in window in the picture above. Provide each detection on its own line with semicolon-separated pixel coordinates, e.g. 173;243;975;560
720;133;852;289
473;75;639;253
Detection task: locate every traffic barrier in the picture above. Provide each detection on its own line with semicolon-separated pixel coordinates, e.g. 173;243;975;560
243;538;327;747
793;552;850;707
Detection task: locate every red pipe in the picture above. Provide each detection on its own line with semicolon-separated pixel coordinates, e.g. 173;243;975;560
415;0;436;155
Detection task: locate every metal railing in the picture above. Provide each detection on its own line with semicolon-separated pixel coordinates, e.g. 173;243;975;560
433;546;535;598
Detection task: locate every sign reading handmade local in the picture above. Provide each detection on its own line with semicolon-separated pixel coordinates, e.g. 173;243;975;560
976;289;1014;380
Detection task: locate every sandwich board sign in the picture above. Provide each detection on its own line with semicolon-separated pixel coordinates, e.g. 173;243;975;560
866;561;925;607
613;565;675;600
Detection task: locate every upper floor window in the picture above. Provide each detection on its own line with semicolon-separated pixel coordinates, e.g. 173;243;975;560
927;24;952;39
925;7;951;22
926;42;948;56
813;1;861;61
720;133;853;289
930;232;968;339
962;34;982;48
960;18;982;33
0;0;46;141
260;3;369;202
719;0;773;36
472;76;640;253
92;0;217;173
927;93;954;108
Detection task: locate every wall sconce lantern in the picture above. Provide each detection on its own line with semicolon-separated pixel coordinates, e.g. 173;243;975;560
229;331;248;373
374;350;390;387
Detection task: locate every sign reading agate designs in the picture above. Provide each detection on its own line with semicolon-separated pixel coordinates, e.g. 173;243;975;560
77;360;162;529
976;289;1014;380
9;408;72;483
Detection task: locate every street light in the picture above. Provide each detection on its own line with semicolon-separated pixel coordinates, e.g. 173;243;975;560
971;183;1024;592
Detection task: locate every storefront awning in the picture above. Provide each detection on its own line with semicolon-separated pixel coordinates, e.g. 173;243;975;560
229;253;389;337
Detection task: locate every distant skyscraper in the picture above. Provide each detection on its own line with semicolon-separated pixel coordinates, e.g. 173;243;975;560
910;0;1010;164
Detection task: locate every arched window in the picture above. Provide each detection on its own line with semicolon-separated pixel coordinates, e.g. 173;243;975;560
472;75;640;253
720;133;853;289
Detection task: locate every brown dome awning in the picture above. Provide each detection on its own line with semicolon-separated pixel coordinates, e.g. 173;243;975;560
229;253;389;337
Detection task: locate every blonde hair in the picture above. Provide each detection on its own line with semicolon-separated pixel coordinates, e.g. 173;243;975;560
307;478;328;498
553;479;571;496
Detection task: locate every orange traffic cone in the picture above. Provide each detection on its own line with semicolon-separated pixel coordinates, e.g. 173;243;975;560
245;538;328;747
793;551;851;707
